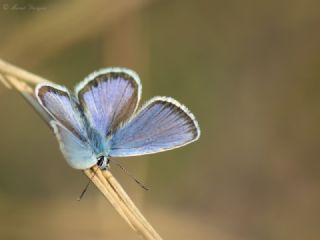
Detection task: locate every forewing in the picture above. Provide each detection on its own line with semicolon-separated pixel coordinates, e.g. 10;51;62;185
75;68;141;137
36;83;86;139
51;121;97;169
109;97;200;157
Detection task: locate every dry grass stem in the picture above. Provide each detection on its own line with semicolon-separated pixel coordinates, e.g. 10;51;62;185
0;73;12;89
0;59;47;85
103;171;159;236
0;59;163;240
98;168;161;239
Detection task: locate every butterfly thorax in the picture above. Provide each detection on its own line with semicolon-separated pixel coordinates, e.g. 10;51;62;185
86;126;111;169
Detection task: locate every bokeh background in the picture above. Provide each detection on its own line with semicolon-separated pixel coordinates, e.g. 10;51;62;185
0;0;320;239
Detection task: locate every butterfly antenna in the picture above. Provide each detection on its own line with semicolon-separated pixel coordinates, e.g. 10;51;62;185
77;166;99;201
110;159;149;191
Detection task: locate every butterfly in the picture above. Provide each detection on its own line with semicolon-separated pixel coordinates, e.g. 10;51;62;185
35;68;200;170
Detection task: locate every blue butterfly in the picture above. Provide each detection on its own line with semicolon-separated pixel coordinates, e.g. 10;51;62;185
35;68;200;170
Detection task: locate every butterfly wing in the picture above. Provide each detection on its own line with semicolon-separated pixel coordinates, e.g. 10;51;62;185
109;97;200;157
75;68;141;136
50;121;96;169
36;83;86;140
36;83;96;169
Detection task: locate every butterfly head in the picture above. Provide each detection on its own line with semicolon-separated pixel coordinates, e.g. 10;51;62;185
97;155;110;170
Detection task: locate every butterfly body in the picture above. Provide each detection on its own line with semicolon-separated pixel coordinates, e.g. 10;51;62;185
85;125;110;157
35;68;200;170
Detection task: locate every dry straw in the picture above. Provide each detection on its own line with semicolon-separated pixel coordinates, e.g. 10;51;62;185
0;59;163;240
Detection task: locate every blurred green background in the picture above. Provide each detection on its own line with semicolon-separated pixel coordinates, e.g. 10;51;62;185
1;0;320;239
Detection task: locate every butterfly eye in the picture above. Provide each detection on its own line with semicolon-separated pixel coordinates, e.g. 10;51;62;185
97;156;105;167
